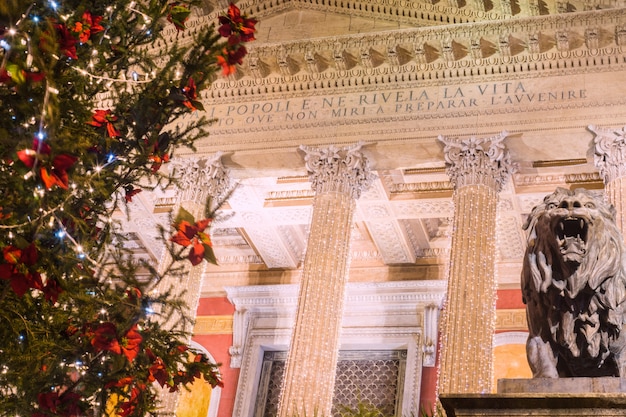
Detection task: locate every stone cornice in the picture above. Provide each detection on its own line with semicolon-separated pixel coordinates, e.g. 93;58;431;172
199;0;626;34
202;8;626;97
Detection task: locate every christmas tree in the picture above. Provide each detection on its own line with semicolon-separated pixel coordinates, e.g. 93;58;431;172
0;1;255;416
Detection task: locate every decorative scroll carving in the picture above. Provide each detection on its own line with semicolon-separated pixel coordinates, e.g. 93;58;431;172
522;188;626;377
590;124;626;184
423;303;440;367
300;142;375;199
438;132;517;192
172;152;231;205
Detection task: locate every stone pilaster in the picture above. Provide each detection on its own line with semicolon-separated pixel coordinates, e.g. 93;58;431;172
277;143;374;417
590;125;626;236
437;132;515;395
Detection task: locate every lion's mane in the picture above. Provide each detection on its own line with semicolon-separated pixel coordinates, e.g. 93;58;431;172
522;187;626;377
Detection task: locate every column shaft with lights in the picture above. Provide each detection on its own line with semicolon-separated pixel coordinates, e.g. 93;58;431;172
591;125;626;235
277;143;374;417
437;133;516;394
157;153;230;412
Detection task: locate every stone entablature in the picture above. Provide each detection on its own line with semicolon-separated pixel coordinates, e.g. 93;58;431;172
243;0;626;22
203;9;625;91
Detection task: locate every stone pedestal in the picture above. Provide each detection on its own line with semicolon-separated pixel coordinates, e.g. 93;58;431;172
440;378;626;417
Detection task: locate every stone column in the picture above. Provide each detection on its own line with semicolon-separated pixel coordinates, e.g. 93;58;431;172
169;152;230;331
590;125;626;235
436;132;516;395
157;153;230;412
277;143;374;417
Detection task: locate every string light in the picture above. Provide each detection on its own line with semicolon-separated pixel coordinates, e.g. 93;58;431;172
278;145;373;417
436;134;515;395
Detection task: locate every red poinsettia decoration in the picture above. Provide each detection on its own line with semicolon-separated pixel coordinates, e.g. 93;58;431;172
120;324;143;363
17;138;77;189
35;391;83;417
146;350;169;387
89;322;143;362
149;153;170;173
87;109;121;138
167;2;192;31
0;243;44;297
42;276;63;304
170;208;216;266
147;132;172;172
124;185;142;203
0;207;10;220
215;3;256;75
90;322;122;355
181;77;204;111
40;22;78;59
73;11;104;43
216;45;247;76
218;3;257;43
117;385;144;417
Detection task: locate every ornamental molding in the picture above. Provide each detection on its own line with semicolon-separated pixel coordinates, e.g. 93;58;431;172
513;171;602;187
494;331;529;346
495;309;528;331
193;315;234;334
300;142;376;199
224;280;447;372
438;131;517;192
185;0;626;38
198;8;626;96
390;180;453;194
589;124;626;184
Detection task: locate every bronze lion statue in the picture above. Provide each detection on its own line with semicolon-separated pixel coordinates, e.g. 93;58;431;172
522;187;626;377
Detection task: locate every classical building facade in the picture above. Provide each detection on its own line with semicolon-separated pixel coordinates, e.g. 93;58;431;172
117;0;626;415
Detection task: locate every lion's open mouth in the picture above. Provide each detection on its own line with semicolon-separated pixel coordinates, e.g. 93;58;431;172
555;217;588;263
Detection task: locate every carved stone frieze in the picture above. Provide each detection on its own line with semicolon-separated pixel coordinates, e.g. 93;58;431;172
438;131;517;192
300;142;376;199
193;315;234;334
495;309;528;330
197;9;626;95
514;172;603;188
589;124;626;184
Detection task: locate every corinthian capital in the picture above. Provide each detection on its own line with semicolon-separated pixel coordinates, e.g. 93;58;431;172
589;124;626;184
438;132;516;192
172;152;230;205
300;142;375;199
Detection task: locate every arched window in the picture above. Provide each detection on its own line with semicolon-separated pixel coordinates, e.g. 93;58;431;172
176;341;222;417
